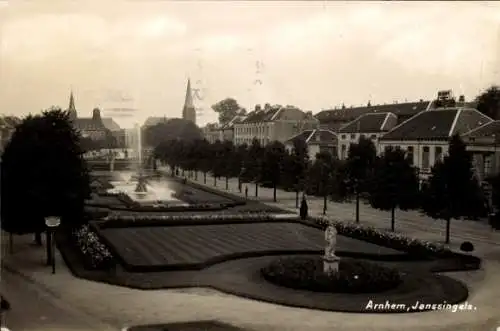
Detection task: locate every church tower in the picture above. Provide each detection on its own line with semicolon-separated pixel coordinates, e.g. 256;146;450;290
68;91;77;121
182;79;196;125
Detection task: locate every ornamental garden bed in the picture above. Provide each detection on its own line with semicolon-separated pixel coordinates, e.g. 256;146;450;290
93;222;405;272
261;256;402;293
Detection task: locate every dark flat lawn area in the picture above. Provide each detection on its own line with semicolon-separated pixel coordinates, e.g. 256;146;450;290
99;222;403;270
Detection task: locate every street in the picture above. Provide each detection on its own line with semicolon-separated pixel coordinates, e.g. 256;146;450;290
0;267;115;331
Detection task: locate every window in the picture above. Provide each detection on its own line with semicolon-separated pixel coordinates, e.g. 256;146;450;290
435;146;443;163
485;154;493;176
341;144;347;159
370;134;377;140
341;134;346;139
407;146;414;165
360;134;366;139
350;134;356;140
422;146;430;171
384;145;392;153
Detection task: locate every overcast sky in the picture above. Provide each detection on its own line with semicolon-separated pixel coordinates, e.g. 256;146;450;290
1;1;499;127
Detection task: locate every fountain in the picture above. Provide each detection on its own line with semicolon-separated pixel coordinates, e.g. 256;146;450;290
133;123;148;194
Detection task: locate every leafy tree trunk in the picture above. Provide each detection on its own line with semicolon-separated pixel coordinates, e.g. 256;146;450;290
46;230;52;266
34;232;42;246
323;194;327;215
273;184;277;202
213;176;217;187
255;182;259;197
391;206;395;232
225;177;229;190
182;169;185;177
203;172;207;184
355;192;360;223
295;190;299;208
195;171;198;181
445;217;451;244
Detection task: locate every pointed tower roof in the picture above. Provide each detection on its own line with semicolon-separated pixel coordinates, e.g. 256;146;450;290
184;78;194;109
69;91;76;111
68;90;77;121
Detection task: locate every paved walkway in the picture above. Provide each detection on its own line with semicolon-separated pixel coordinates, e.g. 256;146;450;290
2;169;500;331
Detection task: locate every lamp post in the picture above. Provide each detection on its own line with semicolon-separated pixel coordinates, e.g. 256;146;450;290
44;216;61;274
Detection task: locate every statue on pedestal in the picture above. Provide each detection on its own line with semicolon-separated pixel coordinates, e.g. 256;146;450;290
323;223;340;275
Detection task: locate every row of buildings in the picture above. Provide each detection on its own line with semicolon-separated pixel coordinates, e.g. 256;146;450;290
202;91;500;186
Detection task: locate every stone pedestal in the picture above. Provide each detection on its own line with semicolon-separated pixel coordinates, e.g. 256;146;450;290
323;255;340;275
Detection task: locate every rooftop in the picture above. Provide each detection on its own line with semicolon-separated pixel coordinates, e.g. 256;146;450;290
315;100;431;123
380;108;492;141
285;129;337;145
338;112;396;133
462;120;500;143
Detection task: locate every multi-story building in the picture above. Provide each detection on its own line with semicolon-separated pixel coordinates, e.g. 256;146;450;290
337;112;398;159
378;107;492;178
233;105;318;146
284;129;338;161
67;91;113;141
463;121;500;181
315;100;432;132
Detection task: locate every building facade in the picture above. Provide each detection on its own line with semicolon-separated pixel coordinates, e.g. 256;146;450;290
284;129;338;161
67;91;111;141
337;112;398;159
233;106;318;146
378;107;492;178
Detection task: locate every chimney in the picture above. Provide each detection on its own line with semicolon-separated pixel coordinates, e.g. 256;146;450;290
367;100;371;107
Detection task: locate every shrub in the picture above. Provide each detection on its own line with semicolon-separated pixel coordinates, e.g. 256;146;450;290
100;212;298;228
460;241;474;252
313;216;450;257
261;256;401;293
72;225;114;270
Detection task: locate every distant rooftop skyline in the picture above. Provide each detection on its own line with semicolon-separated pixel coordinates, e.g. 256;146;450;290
0;1;499;127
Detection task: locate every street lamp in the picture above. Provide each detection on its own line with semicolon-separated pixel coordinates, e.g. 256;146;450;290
44;216;61;274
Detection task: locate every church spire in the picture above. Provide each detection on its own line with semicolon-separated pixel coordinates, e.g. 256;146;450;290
68;90;77;121
182;78;196;124
69;90;76;111
184;78;194;109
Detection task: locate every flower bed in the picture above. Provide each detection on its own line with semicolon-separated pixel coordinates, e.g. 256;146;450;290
72;225;115;270
261;256;401;293
100;212;298;228
313;216;450;257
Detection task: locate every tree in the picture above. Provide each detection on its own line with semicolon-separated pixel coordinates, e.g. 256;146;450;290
315;152;335;214
288;137;310;207
345;137;377;223
475;85;500;119
220;140;236;190
211;140;225;186
243;138;264;197
261;141;287;202
211;98;242;125
197;139;212;184
1;108;91;264
421;134;486;243
143;118;203;148
369;148;420;231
